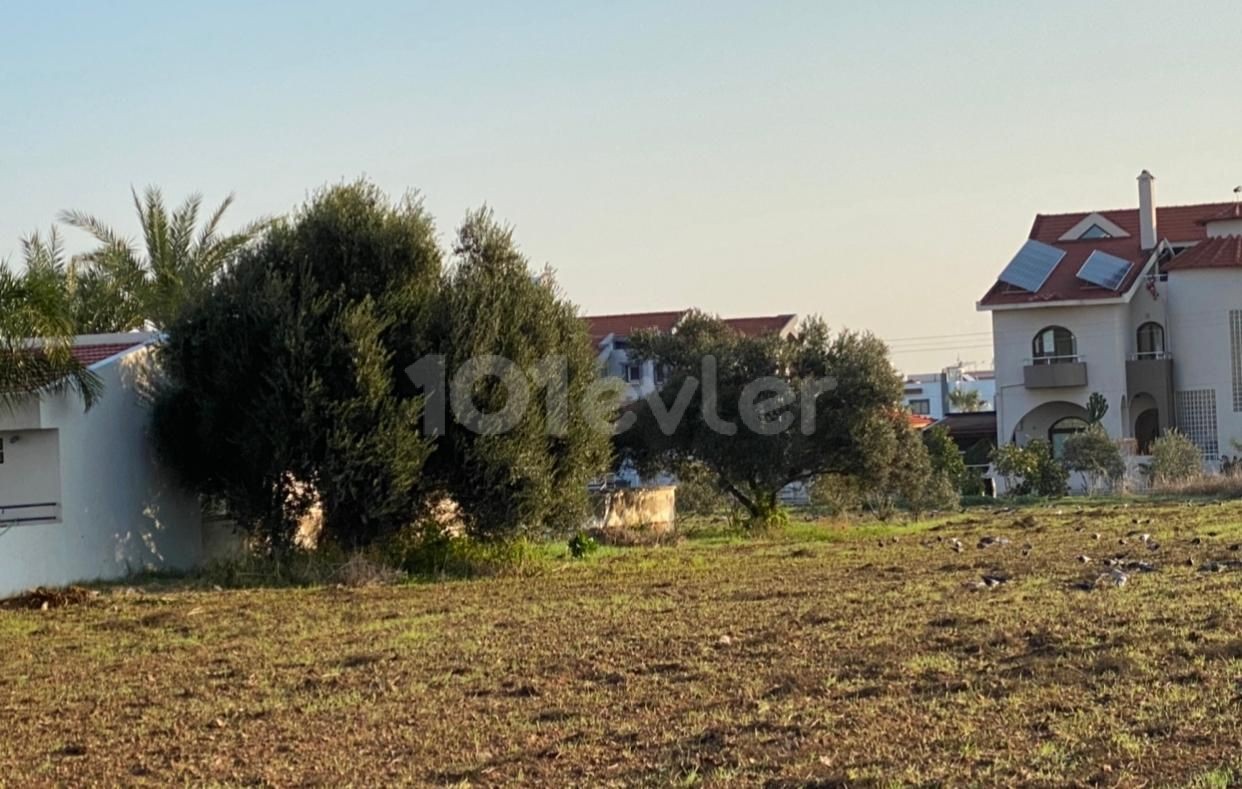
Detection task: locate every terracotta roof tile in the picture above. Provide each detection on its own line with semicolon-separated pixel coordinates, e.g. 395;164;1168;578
584;311;688;344
1164;236;1242;272
980;201;1237;307
71;342;145;366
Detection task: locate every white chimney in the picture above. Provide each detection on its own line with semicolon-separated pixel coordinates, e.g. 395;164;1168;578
1138;170;1157;249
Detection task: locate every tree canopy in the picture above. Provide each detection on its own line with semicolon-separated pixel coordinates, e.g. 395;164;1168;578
616;313;917;525
59;187;266;331
152;182;611;547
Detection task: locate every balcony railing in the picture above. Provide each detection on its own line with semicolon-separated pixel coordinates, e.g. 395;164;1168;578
1128;351;1173;361
0;502;59;526
1026;354;1084;366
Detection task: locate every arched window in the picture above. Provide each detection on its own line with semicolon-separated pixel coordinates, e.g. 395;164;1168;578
1049;416;1089;458
1136;322;1165;359
1032;326;1077;365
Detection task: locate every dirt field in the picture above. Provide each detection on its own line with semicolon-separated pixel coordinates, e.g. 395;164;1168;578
4;499;1242;786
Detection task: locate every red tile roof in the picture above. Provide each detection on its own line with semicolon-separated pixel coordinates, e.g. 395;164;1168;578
980;201;1237;307
584;310;796;344
1163;236;1242;272
70;342;146;366
908;414;937;430
584;311;688;344
1197;203;1242;224
721;315;797;336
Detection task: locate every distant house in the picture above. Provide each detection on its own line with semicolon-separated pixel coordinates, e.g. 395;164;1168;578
902;366;995;419
0;333;204;598
584;310;799;402
978;170;1242;485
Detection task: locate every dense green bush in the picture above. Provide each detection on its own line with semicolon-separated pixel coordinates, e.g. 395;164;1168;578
923;425;967;492
992;440;1068;497
1062;425;1126;493
1148;429;1202;484
153;182;611;549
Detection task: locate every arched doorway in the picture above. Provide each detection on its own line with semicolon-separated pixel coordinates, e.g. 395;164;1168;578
1135;410;1159;454
1131;392;1160;454
1011;401;1092;458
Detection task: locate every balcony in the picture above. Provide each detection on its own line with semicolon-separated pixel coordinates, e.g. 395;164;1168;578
1023;355;1088;389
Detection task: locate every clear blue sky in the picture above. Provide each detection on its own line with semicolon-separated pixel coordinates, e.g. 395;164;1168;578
4;1;1241;371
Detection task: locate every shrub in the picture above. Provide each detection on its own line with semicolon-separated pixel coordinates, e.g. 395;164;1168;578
1148;429;1203;484
810;474;863;516
923;425;967;493
1062;425;1126;493
568;531;599;559
673;462;734;516
992;440;1067;497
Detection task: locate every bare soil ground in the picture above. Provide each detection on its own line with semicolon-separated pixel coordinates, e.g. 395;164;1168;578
4;499;1242;787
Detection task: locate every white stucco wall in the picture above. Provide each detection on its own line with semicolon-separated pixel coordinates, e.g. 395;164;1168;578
1206;219;1242;238
992;303;1129;446
1166;269;1242;455
0;346;203;598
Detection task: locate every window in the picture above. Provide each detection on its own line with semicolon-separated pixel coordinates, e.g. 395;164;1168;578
1032;326;1077;364
1176;389;1219;459
1136;322;1165;359
1049;416;1088;458
909;399;931;416
625;363;643;383
1079;224;1113;240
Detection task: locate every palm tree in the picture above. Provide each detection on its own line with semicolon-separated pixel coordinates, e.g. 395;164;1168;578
60;187;266;330
0;254;102;412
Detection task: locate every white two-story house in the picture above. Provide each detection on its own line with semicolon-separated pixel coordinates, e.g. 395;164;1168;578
979;171;1242;475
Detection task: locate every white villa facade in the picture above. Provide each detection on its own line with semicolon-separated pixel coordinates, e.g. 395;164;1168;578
0;334;205;598
979;171;1242;483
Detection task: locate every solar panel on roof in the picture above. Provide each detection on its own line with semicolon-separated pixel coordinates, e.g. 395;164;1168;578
1077;250;1133;291
998;240;1065;293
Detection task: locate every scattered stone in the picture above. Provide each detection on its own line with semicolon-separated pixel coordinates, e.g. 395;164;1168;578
1231;544;1241;552
950;538;963;553
1139;533;1152;543
1185;558;1196;568
1201;561;1227;573
1077;555;1092;564
981;574;1008;588
1192;537;1204;545
1118;538;1128;546
1107;568;1129;587
716;635;733;646
1092;533;1102;541
977;536;1010;549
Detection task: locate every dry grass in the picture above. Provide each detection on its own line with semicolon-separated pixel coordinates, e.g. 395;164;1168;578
4;499;1242;785
1153;473;1242;498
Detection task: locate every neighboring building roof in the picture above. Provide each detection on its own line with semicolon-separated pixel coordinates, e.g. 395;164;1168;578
584;310;798;345
932;410;998;440
585;311;688;345
720;314;798;336
71;342;146;367
1163;235;1242;272
908;414;937;430
979;201;1236;308
1196;203;1242;224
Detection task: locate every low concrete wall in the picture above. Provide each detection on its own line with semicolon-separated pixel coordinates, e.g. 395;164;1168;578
591;486;676;534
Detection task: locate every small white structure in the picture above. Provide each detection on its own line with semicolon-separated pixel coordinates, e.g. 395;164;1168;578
0;334;204;598
979;171;1242;488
